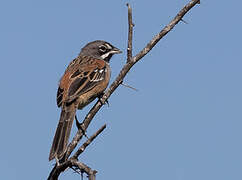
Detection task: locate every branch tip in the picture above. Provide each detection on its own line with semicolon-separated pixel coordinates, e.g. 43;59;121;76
181;19;188;24
127;2;133;62
121;83;138;92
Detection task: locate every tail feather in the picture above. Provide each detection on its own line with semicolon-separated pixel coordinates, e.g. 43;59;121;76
49;105;76;161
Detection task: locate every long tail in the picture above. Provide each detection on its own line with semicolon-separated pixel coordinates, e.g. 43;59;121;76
49;104;76;161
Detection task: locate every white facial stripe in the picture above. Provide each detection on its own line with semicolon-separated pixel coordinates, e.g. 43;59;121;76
101;51;112;59
101;50;119;59
105;43;112;49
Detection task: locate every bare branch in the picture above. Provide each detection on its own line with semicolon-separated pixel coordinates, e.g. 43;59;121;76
47;156;97;180
73;124;106;159
126;3;134;62
71;159;97;180
47;161;71;180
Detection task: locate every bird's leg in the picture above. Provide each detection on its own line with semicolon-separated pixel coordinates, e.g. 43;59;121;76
98;92;109;107
75;115;89;139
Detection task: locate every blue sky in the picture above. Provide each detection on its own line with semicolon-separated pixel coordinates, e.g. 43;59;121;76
0;0;242;180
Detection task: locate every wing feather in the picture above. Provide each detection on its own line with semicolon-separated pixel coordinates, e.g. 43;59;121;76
56;57;107;106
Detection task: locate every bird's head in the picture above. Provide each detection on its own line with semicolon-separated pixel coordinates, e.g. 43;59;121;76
80;40;122;62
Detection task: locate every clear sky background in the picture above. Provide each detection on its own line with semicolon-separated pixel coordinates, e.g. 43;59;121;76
0;0;241;180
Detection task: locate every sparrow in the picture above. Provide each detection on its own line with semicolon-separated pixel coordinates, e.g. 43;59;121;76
49;40;122;161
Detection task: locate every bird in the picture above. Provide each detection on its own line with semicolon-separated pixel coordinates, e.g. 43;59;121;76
49;40;122;161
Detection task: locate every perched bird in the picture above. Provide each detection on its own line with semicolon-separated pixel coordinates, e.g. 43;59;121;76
49;40;122;161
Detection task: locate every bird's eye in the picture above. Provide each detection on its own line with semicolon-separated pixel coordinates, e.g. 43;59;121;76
99;45;107;52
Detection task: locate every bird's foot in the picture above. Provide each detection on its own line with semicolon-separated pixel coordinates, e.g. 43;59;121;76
98;93;109;107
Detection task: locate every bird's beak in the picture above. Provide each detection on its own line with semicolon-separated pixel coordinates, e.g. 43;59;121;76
111;47;122;54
